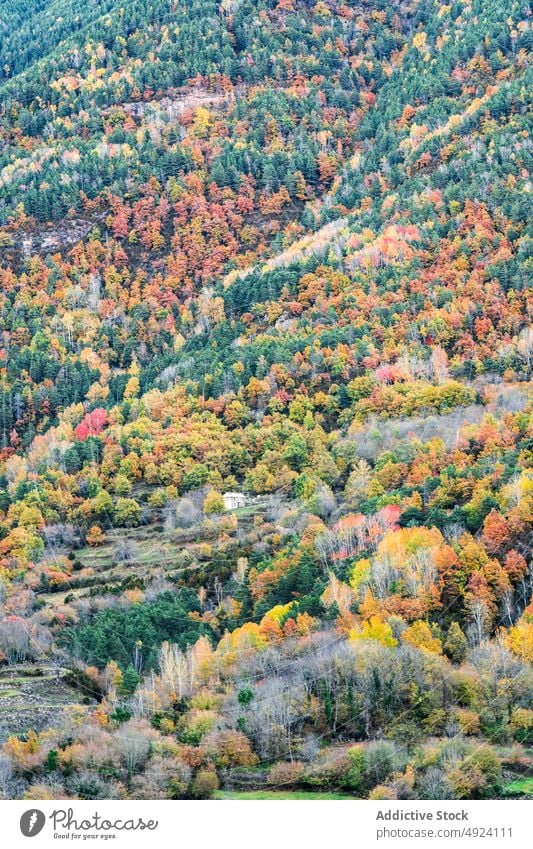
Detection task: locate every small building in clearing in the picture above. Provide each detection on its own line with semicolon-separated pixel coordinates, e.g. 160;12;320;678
223;491;246;511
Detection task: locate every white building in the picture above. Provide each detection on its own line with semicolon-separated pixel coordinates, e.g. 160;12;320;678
223;492;246;511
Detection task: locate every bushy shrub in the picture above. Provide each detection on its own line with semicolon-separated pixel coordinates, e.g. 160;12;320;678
268;760;305;787
191;769;219;799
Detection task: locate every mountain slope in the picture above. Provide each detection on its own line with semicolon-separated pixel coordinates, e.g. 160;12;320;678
0;0;531;802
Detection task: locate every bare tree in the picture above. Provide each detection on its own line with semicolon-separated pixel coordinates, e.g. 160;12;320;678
418;767;453;800
0;753;16;799
114;719;156;775
0;617;31;663
114;538;139;564
173;498;202;529
467;600;490;647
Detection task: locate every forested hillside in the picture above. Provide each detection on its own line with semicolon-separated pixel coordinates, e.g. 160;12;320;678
0;0;531;801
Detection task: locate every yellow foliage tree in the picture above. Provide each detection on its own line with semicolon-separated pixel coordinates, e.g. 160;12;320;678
123;357;140;400
504;618;533;663
402;620;443;654
350;615;397;647
203;490;225;515
86;525;105;546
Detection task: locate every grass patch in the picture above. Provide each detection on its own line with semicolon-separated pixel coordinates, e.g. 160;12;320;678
214;790;352;800
0;688;22;698
1;674;64;685
502;777;533;796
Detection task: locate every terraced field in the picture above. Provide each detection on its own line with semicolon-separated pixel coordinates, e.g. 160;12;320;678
38;496;287;608
215;791;352;801
0;665;95;743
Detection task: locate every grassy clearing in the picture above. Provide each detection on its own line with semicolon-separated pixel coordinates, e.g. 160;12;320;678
502;777;533;796
38;498;289;609
76;528;205;575
214;790;352;800
0;674;67;685
0;688;22;698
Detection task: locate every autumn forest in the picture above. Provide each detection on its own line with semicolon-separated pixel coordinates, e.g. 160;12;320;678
0;0;531;802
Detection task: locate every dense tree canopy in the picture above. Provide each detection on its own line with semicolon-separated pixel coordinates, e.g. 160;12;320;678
0;0;531;802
